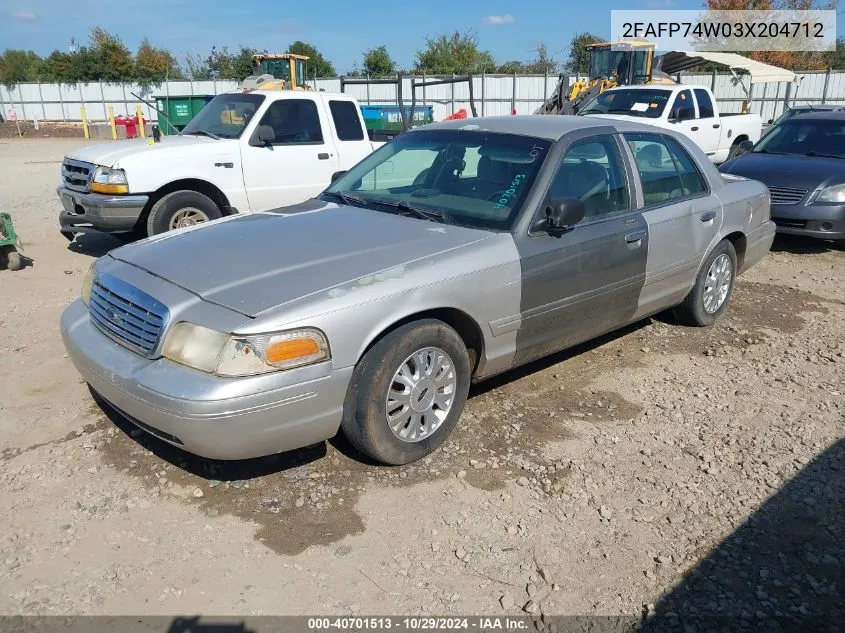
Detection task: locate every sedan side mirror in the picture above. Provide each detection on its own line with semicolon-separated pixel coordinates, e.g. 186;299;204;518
249;125;276;147
545;197;585;231
735;139;755;157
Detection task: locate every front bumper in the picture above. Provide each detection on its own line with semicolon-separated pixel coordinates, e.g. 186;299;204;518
60;299;352;460
58;186;149;236
771;202;845;241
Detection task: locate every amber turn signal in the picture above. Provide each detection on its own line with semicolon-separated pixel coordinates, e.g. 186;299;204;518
265;337;321;364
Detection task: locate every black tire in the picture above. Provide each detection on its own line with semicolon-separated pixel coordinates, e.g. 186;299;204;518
3;247;23;271
341;319;471;465
674;239;738;327
145;190;222;237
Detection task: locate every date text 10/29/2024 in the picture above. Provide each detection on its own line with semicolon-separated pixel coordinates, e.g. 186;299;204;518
308;617;530;631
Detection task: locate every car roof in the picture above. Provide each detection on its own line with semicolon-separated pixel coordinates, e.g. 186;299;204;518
784;110;845;121
420;114;671;140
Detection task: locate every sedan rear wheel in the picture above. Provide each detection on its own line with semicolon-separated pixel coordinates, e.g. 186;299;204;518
341;319;471;465
674;239;738;327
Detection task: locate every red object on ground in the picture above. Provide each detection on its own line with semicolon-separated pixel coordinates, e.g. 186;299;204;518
123;116;138;138
443;109;467;121
512;108;517;115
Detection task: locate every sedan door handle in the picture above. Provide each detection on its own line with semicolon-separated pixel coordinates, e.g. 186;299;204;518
318;153;330;160
700;211;717;222
625;230;647;243
690;126;699;131
713;124;721;129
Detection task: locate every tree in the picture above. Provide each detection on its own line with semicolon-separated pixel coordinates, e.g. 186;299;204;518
205;46;256;80
361;45;396;77
0;49;42;85
414;31;496;74
184;53;212;80
135;39;182;85
524;43;558;74
565;32;605;74
496;60;526;74
288;41;336;78
88;26;135;81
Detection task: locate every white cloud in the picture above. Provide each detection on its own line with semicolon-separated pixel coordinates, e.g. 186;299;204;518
482;14;515;25
9;9;38;20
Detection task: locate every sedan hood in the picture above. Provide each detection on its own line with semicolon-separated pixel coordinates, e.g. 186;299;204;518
66;135;231;168
110;201;493;317
719;152;845;191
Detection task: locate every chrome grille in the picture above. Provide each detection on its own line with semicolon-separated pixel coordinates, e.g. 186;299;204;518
61;158;94;192
768;186;807;206
88;273;169;355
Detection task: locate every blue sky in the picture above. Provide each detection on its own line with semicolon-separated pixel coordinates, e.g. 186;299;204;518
0;0;841;73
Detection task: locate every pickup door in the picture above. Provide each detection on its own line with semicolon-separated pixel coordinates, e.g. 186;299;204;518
666;88;722;160
240;96;373;211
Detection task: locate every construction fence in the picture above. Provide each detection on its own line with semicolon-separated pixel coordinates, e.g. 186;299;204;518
2;70;844;127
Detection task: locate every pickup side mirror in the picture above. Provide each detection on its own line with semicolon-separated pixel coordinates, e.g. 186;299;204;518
330;170;346;183
249;125;276;147
544;198;585;232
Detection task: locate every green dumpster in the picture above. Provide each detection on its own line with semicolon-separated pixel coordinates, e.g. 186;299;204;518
154;95;215;134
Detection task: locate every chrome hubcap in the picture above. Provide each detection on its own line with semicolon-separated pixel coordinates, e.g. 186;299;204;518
703;253;732;313
169;207;210;230
386;347;456;442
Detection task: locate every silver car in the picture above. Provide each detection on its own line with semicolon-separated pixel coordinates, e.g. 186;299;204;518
61;116;775;465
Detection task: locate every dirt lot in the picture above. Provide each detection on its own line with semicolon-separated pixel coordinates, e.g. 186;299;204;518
0;138;843;622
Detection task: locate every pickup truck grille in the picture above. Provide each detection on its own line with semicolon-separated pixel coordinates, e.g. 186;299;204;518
768;186;807;206
89;274;169;355
61;158;95;192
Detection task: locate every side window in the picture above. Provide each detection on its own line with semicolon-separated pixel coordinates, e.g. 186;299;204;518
329;100;365;141
669;90;695;121
626;133;706;205
258;99;323;145
664;136;707;196
548;136;629;219
693;89;714;119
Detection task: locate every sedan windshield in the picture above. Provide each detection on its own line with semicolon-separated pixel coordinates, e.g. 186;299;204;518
753;118;845;158
323;130;551;230
180;94;265;139
579;89;672;119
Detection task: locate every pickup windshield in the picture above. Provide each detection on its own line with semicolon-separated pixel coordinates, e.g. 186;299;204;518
580;89;672;119
754;118;845;159
180;94;266;139
323;130;551;230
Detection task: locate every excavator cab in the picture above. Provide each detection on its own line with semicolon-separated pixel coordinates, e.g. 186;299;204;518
245;53;310;90
586;41;654;87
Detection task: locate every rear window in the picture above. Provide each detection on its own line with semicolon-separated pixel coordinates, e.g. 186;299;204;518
329;100;365;141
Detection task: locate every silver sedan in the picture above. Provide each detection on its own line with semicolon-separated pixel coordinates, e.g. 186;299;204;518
61;115;775;464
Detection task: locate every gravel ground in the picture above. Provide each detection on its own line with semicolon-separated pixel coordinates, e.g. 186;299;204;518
0;138;842;624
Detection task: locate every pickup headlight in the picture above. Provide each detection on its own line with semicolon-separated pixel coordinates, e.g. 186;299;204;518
162;322;330;377
814;183;845;204
90;166;128;195
81;264;95;305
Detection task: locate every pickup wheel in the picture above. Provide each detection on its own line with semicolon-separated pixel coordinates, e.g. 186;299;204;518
146;190;222;236
341;319;471;465
674;239;737;327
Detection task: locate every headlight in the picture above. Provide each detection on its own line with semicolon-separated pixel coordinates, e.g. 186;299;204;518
81;264;95;305
162;323;330;377
814;183;845;204
90;166;128;195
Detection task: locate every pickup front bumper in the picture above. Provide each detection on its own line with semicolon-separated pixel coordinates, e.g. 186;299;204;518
58;186;149;237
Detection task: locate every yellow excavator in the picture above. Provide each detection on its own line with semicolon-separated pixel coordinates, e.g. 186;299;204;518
538;40;675;115
241;53;311;90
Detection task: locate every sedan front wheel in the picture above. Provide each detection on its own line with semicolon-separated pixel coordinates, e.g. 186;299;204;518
341;319;471;465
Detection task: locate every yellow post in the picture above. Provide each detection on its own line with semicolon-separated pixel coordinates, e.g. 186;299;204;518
108;106;117;140
135;104;146;138
80;106;90;139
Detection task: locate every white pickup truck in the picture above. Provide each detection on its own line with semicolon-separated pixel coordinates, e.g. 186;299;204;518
58;90;386;238
579;85;762;164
